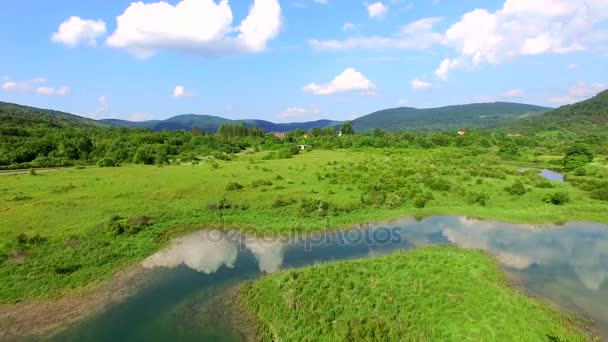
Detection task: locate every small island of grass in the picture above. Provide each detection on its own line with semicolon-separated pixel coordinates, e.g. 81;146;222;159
242;246;592;341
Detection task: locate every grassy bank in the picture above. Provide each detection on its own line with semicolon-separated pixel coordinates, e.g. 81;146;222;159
1;148;607;302
241;246;592;341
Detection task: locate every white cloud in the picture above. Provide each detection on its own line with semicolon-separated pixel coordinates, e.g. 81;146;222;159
546;81;608;104
567;63;579;69
303;68;375;95
342;22;357;32
411;79;433;90
51;16;107;47
106;0;282;58
173;85;193;98
36;86;70;96
443;0;608;68
502;89;524;97
2;78;69;96
278;106;321;120
129;112;157;122
313;0;328;4
1;78;46;92
367;2;388;20
86;96;109;119
435;58;459;80
397;99;409;106
310;17;443;50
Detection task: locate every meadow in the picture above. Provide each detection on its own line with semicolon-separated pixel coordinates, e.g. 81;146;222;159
241;246;592;341
1;147;607;302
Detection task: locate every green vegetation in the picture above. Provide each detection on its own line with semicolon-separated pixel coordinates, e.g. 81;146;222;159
242;246;591;341
351;102;550;132
1;92;608;304
1;148;607;303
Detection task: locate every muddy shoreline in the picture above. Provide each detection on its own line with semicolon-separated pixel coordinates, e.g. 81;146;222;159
0;265;150;341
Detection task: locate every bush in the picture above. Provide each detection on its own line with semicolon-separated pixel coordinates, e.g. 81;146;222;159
29;168;36;176
225;181;244;191
468;192;490;206
505;181;526;196
386;193;403;208
97;157;119;168
590;183;608;201
299;198;330;216
106;215;153;237
543;192;570;205
414;193;434;209
272;197;296;208
251;179;273;188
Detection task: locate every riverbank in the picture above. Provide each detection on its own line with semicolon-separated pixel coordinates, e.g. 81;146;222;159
0;265;149;340
1;149;607;303
241;246;595;341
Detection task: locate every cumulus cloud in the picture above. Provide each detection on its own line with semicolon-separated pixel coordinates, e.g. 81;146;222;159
313;0;328;4
2;78;69;96
367;2;388;20
106;0;282;58
302;68;375;95
435;58;459;80
310;17;443;50
52;16;107;47
435;0;608;78
278;106;321;120
411;79;433;90
173;85;193;98
547;81;608;104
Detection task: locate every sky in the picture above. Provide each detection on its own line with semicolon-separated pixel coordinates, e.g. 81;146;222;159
1;0;607;123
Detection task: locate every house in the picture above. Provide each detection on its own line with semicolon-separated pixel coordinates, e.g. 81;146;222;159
297;145;309;151
274;132;286;140
303;134;310;139
457;130;466;136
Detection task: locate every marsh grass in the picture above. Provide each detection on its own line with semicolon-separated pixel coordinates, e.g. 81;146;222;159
242;246;593;341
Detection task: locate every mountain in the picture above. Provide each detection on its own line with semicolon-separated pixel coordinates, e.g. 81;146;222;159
0;101;109;129
351;102;551;132
510;90;608;133
101;115;340;133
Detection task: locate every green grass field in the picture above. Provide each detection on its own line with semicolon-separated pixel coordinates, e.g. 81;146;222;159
1;148;607;302
241;246;592;341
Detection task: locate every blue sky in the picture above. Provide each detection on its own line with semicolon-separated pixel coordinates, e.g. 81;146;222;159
1;0;607;122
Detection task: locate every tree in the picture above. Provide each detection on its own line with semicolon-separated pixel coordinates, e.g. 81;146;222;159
563;144;593;171
340;122;355;135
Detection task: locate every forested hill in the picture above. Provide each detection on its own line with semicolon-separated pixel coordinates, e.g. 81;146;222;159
350;102;551;132
509;90;608;133
0;101;108;129
101;115;340;133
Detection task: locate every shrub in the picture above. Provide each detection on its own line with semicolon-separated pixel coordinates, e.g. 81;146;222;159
16;233;47;247
386;193;403;208
225;181;244;191
106;215;153;236
299;198;330;216
590;183;608;201
468;192;490;206
505;181;526;196
543;192;570;205
29;168;36;176
251;179;273;188
573;168;587;176
97;157;119;168
414;193;434;209
272;197;296;208
563;144;593;171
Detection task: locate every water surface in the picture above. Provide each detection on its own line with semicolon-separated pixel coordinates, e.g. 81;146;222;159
53;217;608;341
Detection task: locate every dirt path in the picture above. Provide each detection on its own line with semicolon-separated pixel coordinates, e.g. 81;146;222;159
0;265;150;341
0;167;74;176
